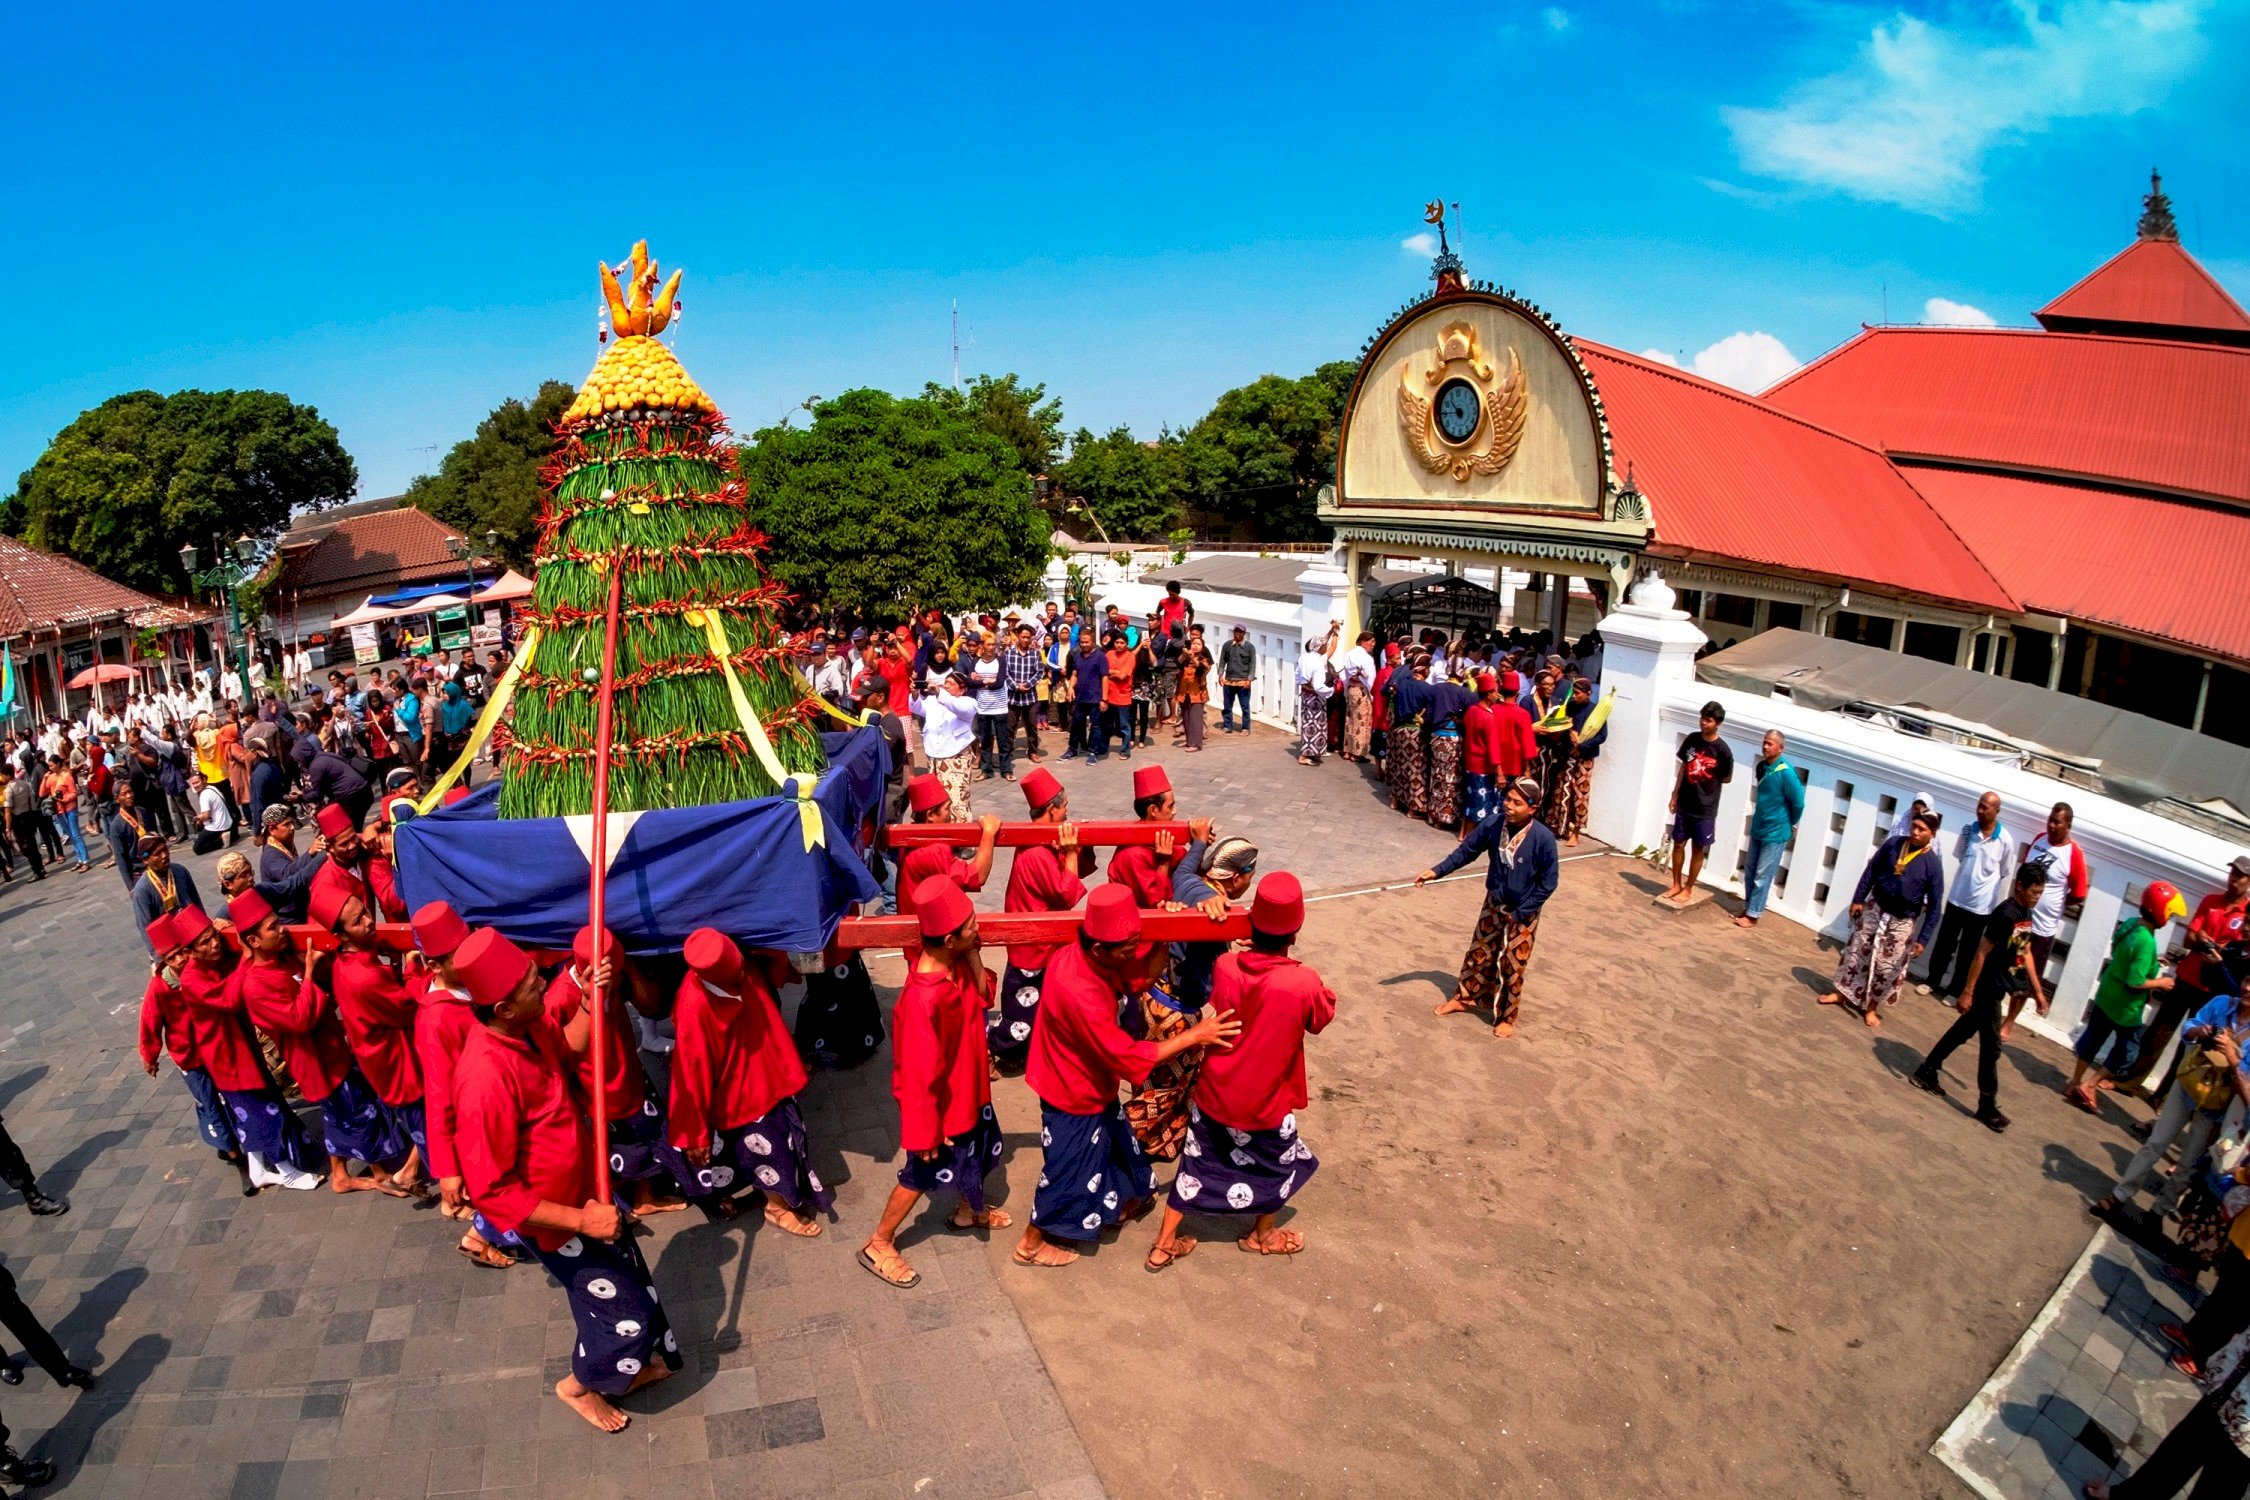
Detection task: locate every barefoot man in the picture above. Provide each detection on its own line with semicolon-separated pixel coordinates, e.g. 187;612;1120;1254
409;901;516;1269
1148;872;1334;1271
993;766;1090;1067
672;928;834;1235
453;928;677;1434
547;927;692;1216
1014;886;1239;1269
1417;777;1560;1038
861;875;1013;1289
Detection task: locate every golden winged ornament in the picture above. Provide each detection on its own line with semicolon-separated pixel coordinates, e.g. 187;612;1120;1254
1398;320;1529;483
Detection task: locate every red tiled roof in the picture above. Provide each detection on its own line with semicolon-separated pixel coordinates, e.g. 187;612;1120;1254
1906;466;2250;662
1574;343;2016;613
1763;327;2250;506
272;506;466;597
0;534;210;641
2036;238;2250;342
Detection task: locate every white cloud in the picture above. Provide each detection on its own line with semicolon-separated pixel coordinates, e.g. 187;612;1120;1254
1400;231;1438;257
1689;332;1800;393
1923;296;1998;327
1723;0;2209;214
1544;7;1570;30
1638;348;1681;367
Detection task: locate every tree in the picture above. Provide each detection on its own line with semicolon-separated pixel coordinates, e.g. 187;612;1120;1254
499;244;821;819
1050;425;1185;540
404;380;575;565
1178;360;1357;540
922;373;1065;475
4;390;357;594
738;387;1049;618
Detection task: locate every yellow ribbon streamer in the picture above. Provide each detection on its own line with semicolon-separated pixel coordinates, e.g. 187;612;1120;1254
409;625;541;818
683;609;824;851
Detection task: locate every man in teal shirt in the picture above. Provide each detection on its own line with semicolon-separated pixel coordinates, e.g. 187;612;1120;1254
1735;729;1804;928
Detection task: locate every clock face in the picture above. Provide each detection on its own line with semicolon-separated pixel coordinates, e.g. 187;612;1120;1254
1434;378;1481;444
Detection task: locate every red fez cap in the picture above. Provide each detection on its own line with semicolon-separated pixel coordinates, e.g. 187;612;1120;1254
316;803;355;838
1082;884;1143;944
912;875;974;939
907;774;948;814
454;928;533;1008
1131;765;1171;801
412;900;468;959
173;905;214;942
572;926;622;969
682;928;744;987
441;787;469;806
1477;672;1499;694
1500;671;1521;694
144;911;182;955
1250;871;1305;937
1020;766;1062;810
307;877;351;932
228;890;276;932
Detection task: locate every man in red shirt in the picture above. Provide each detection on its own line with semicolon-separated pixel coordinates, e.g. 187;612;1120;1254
312;804;407;920
314;882;430;1195
546;926;693;1216
893;774;1001;934
170;905;319;1190
1013;886;1238;1269
452;928;677;1435
136;911;252;1191
993;766;1089;1066
1147;872;1334;1270
1461;672;1536;831
229;890;414;1196
673;928;832;1236
407;901;518;1268
1101;631;1137;760
861;876;1013;1288
1106;765;1207;910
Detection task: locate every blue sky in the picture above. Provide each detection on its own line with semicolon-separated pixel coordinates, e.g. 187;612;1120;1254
9;0;2244;500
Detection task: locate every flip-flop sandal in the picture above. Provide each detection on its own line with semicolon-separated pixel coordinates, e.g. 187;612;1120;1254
374;1180;416;1199
1145;1238;1197;1274
1238;1230;1304;1256
1011;1246;1078;1269
857;1246;921;1289
950;1208;1014;1231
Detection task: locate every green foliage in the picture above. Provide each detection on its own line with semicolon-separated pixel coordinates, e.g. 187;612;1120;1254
922;373;1065;475
5;390;357;594
1050;425;1185;541
738;388;1050;618
403;380;575;565
1178;360;1357;540
499;420;824;820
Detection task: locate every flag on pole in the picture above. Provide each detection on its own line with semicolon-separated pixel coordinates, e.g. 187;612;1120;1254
0;643;16;721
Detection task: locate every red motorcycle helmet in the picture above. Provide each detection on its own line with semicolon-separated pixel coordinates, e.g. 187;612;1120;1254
2141;880;2188;925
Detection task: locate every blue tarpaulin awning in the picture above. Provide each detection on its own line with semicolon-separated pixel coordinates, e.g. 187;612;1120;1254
392;727;888;954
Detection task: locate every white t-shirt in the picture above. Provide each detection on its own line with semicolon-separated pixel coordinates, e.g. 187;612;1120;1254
1947;821;2020;916
1298;650;1335;699
1336;646;1376;691
2021;834;2084;938
195;784;234;834
917;690;978;760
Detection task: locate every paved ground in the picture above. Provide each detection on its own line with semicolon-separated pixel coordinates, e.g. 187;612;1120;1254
0;722;2202;1498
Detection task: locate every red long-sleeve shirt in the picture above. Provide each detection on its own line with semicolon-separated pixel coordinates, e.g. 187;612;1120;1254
330;949;424;1106
890;961;994;1152
1003;844;1085;972
454;1018;592;1252
897;845;984;926
414;982;478;1179
668;967;808;1148
235;956;355;1101
1024;941;1160;1115
174;952;267;1092
1104;844;1171;910
543;967;648;1124
138;973;197;1072
1465;700;1539;778
1192;950;1336;1131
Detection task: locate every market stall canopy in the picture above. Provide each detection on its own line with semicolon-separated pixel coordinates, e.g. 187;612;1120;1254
65;663;140;688
474;569;534;604
1697;629;2250;828
327;570;531;629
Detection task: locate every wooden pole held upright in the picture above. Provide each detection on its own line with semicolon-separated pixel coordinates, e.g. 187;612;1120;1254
585;556;626;1207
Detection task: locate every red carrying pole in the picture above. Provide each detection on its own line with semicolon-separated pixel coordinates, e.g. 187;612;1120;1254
881;820;1189;850
583;557;627;1207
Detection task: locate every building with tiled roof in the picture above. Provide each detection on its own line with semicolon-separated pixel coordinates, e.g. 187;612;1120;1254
262;499;472;644
0;534;214;720
1318;177;2250;746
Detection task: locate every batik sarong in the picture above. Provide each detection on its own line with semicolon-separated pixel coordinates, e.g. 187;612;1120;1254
1299;686;1329;759
218;1085;318;1170
530;1230;679;1397
1455;899;1541;1026
1462;772;1499;830
932;749;975;823
1031;1099;1154;1243
1556;758;1593;841
1168;1102;1319;1218
794;953;884;1070
988;963;1043;1066
179;1067;241;1157
689;1096;833;1215
605;1094;703;1198
1426;728;1464;827
898;1104;1006;1214
1388;721;1427;816
1124;994;1204;1162
316;1071;412;1167
1341;682;1371;759
1833;904;1918;1013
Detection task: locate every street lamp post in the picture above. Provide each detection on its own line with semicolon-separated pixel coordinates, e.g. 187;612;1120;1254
180;537;260;707
445;530;502;652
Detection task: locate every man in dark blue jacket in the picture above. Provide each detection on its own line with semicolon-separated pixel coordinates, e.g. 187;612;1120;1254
1417;776;1560;1038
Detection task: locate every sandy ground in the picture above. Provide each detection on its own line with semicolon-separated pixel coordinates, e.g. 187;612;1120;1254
965;852;2152;1499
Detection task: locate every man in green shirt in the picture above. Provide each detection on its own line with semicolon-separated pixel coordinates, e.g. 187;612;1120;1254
2063;880;2187;1112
